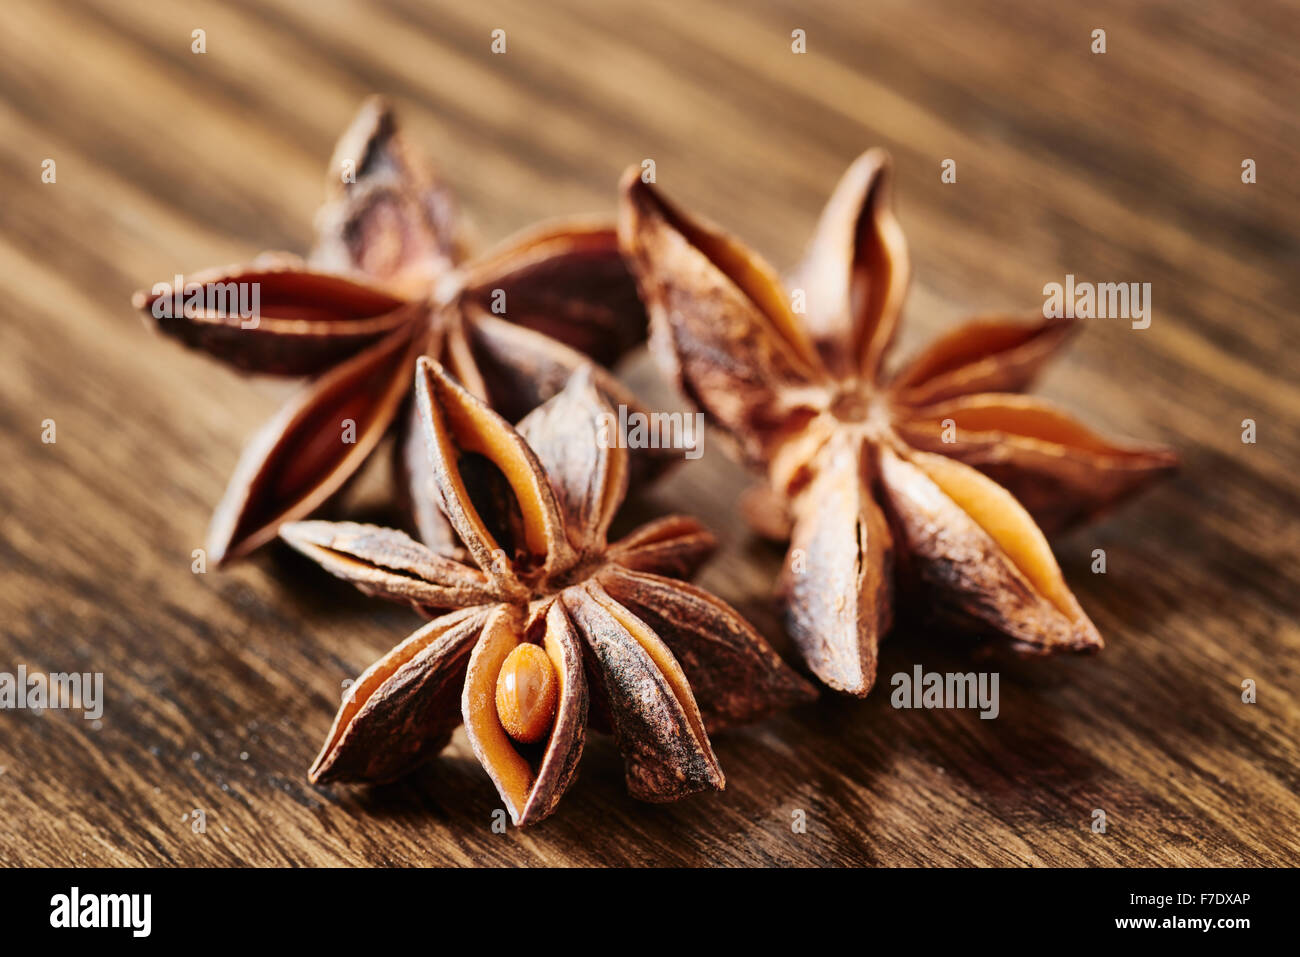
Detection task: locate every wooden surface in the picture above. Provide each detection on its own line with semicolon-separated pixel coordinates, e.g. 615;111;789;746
1;0;1297;867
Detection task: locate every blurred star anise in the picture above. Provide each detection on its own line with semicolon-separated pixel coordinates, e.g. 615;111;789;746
282;359;814;826
134;97;661;565
619;153;1177;696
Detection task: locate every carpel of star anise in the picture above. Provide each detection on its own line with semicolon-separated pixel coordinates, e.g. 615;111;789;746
133;97;667;565
280;357;815;826
618;153;1177;696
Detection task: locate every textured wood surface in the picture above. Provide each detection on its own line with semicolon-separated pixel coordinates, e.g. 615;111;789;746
1;0;1297;866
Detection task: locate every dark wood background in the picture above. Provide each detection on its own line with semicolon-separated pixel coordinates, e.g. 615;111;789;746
1;0;1296;866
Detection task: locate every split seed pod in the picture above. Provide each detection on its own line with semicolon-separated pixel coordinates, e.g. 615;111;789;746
283;358;815;825
134;96;664;565
618;154;1177;695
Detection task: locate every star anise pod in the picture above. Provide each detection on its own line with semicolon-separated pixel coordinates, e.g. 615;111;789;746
133;97;664;565
618;153;1177;696
280;358;815;826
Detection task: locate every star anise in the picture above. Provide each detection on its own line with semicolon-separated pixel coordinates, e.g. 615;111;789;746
133;97;664;565
618;153;1177;695
281;357;815;826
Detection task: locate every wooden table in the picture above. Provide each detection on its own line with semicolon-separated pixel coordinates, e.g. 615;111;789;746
1;0;1296;867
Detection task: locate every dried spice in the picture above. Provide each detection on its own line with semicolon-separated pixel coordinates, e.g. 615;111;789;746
134;97;663;565
618;153;1177;695
281;358;815;825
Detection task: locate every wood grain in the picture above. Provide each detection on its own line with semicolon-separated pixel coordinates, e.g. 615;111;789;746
0;0;1296;866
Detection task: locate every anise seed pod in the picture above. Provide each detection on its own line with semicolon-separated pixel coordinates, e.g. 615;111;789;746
618;154;1177;696
135;96;665;565
284;358;816;825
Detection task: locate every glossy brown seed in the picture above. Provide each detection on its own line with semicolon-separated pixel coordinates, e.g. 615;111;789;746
495;643;559;744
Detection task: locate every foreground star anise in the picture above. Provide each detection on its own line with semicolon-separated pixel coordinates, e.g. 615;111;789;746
619;153;1177;695
281;358;814;825
134;97;661;565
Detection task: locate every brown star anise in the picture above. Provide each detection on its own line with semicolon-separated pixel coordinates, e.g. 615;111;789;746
618;153;1177;695
133;97;663;565
280;357;815;826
